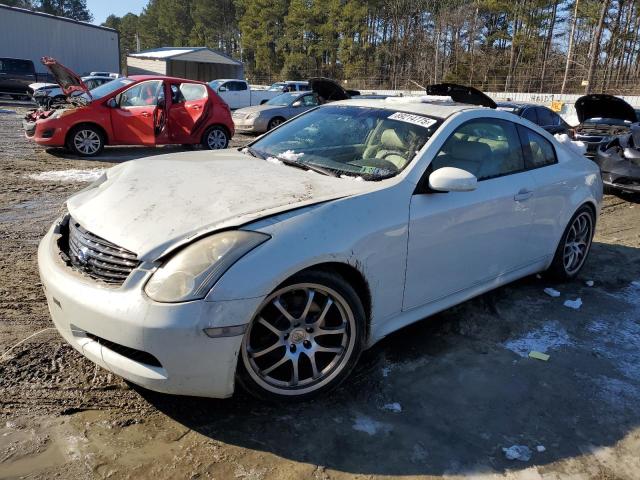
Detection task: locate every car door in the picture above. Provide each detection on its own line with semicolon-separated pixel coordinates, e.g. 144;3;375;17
167;82;208;143
403;118;538;310
110;80;163;145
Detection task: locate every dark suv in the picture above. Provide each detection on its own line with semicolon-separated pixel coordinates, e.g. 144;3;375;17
0;57;37;99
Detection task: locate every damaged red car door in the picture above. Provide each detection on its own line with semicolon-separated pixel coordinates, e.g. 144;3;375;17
167;82;208;143
110;80;164;145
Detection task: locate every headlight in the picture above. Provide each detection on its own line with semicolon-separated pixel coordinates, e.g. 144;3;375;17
246;112;259;120
49;109;72;120
145;231;269;303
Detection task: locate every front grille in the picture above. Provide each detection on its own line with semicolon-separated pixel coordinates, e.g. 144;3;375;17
65;219;139;285
85;332;162;367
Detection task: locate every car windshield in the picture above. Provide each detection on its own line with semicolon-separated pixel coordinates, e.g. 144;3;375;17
249;105;440;181
209;80;223;91
266;93;300;106
268;82;286;91
83;77;134;100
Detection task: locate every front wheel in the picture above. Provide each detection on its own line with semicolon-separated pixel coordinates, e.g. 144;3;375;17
67;125;105;157
546;205;595;281
267;117;285;131
202;126;229;150
238;270;365;402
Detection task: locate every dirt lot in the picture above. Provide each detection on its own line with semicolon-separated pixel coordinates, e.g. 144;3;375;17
1;100;639;480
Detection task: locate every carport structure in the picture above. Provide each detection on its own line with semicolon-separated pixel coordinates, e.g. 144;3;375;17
126;47;244;82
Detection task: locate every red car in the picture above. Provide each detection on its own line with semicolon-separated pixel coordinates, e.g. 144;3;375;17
24;57;234;156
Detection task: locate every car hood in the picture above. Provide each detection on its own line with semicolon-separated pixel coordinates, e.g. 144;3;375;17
309;77;351;101
575;94;637;123
67;150;375;261
426;83;497;109
41;56;90;98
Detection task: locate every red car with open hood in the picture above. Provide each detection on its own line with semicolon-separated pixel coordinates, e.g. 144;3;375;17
23;57;234;156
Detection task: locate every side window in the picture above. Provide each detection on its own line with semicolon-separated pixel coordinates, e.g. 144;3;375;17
517;125;557;169
301;94;318;107
536;107;555;126
234;81;247;91
431;119;525;180
119;80;163;107
180;83;207;101
522;107;538;124
298;84;310;91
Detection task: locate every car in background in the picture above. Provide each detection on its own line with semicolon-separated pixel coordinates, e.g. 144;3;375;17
595;123;640;193
30;75;114;107
208;79;280;109
0;57;37;99
573;94;638;157
268;81;309;92
38;92;601;402
497;102;572;135
24;57;234;156
90;71;120;79
233;78;353;133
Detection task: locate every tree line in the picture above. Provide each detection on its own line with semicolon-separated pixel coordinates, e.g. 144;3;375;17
5;0;93;22
9;0;640;94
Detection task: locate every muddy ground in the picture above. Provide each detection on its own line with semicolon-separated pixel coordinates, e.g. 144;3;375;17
1;99;639;480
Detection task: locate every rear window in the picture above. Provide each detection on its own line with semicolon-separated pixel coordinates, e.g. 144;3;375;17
0;58;33;74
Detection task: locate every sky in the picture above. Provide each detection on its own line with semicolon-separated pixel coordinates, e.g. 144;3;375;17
86;0;148;25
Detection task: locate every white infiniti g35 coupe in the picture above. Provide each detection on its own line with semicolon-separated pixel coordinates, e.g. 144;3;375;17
38;92;602;401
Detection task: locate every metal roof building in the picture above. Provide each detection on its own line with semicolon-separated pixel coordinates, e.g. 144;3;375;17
127;47;244;82
0;4;120;75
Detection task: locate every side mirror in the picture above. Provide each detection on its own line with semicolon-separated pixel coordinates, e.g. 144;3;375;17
218;86;228;92
106;97;118;108
292;100;302;107
428;167;477;192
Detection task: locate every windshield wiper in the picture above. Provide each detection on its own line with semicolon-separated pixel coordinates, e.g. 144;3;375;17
276;157;338;177
243;146;265;159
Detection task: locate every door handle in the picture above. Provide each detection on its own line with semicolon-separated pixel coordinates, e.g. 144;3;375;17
514;189;533;201
141;111;150;117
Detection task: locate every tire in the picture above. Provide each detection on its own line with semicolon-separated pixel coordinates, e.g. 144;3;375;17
546;205;595;281
237;270;366;402
267;117;285;131
202;126;229;150
66;125;105;157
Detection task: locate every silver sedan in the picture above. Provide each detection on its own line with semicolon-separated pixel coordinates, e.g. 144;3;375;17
232;92;320;133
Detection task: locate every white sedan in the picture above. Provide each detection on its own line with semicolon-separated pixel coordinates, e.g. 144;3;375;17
38;97;602;401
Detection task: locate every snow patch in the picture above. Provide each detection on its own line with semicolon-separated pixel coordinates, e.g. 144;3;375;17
555;134;587;156
28;169;106;182
352;414;389;436
502;445;532;462
503;321;574;358
278;150;304;161
266;157;283;165
382;402;402;413
536;445;546;453
563;297;583;310
585;280;594;287
544;287;561;297
340;175;364;181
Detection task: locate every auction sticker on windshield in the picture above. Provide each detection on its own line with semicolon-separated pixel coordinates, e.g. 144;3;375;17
388;112;437;128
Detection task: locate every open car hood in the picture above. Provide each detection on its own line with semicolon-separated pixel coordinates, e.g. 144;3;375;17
41;56;91;98
575;94;637;123
426;83;497;109
309;77;351;101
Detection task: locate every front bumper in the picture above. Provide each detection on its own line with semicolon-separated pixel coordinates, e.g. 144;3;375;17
232;116;268;133
23;116;66;146
37;222;256;398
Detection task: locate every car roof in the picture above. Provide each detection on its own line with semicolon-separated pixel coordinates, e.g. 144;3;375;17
331;97;483;119
128;75;206;84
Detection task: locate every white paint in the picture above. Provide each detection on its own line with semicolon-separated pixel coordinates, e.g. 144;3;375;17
503;321;574;358
503;445;532;461
563;298;583;310
28;169;105;182
544;287;561;298
382;402;402;413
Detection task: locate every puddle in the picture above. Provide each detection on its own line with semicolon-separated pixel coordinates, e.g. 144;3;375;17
0;424;67;478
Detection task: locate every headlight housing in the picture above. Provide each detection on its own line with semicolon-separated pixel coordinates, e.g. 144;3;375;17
49;109;73;120
145;231;269;303
246;112;259;120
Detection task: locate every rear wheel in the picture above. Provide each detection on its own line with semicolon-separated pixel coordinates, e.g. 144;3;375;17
202;126;229;150
267;117;285;131
238;270;365;402
546;205;595;281
66;125;105;157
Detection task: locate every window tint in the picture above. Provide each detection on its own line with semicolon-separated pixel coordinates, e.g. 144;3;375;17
522;107;538;124
517;125;557;169
119;80;163;107
300;94;318;107
431;119;525;180
536;107;556;126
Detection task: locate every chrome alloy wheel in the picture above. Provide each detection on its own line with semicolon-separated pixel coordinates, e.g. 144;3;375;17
242;283;356;396
563;211;593;275
207;128;228;149
73;129;101;155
